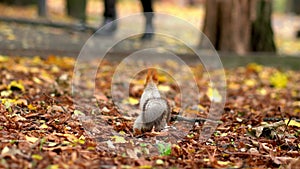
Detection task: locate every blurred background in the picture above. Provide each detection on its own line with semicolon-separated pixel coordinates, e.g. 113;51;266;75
0;0;299;58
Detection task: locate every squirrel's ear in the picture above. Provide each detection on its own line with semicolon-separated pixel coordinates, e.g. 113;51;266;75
152;69;158;84
145;69;152;85
145;68;158;85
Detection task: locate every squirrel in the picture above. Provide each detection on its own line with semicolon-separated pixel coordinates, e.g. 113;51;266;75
133;69;171;134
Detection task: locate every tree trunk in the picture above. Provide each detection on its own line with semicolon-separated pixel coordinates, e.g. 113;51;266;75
0;0;36;5
286;0;300;14
251;0;276;52
201;0;276;54
66;0;87;23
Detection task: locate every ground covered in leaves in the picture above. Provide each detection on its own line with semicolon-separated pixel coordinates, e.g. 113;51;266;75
0;55;300;168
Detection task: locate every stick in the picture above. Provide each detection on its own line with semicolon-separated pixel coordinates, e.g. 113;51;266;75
171;115;223;124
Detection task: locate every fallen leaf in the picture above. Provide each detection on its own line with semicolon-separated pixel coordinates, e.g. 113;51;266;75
0;90;12;97
46;164;59;169
156;159;164;165
32;154;43;160
1;146;10;155
270;71;288;89
32;77;42;84
74;110;85;116
244;79;257;87
158;85;171;92
122;97;139;105
25;135;39;143
111;135;127;143
206;87;222;103
40;123;48;129
28;104;37;111
0;55;9;62
286;119;300;127
247;63;262;72
8;80;25;92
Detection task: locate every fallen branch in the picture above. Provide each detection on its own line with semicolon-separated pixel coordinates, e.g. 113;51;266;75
171;115;223;124
263;117;300;122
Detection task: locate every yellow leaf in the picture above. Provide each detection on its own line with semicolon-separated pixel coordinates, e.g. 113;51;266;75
14;65;28;73
74;139;85;144
40;71;54;83
47;164;59;169
221;133;228;137
86;146;95;150
269;71;288;89
158;85;171;92
28;68;39;75
32;56;42;65
203;158;209;162
25;135;39;143
197;104;206;111
139;165;152;169
1;90;12;97
247;63;262;72
244;79;256;87
119;131;126;135
15;99;28;106
131;79;145;85
286;119;300;127
292;101;300;107
111;135;127;143
217;160;231;166
32;77;42;84
228;82;239;90
122;97;139;105
1;146;10;155
156;159;164;165
257;88;267;96
51;65;60;73
156;74;168;83
0;55;9;62
206;87;222;103
79;135;85;140
7;81;25;92
40;123;48;129
0;99;15;108
32;154;43;160
74;110;85;115
28;104;37;111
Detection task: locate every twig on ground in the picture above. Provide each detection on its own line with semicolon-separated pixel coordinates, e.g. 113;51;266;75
171;115;223;124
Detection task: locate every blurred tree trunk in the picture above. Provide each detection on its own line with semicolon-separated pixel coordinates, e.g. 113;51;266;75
201;0;276;54
66;0;87;23
0;0;36;5
286;0;300;14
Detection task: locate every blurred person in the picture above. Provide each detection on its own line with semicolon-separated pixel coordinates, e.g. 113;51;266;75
99;0;154;40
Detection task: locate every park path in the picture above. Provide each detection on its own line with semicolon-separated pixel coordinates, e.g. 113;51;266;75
1;14;299;57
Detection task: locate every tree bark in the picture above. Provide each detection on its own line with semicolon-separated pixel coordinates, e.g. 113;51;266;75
286;0;300;14
201;0;276;54
66;0;87;23
251;0;276;52
0;0;36;5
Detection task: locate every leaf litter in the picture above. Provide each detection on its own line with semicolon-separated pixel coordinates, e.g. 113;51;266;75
0;56;299;168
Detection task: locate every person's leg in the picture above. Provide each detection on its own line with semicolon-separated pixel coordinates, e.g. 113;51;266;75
140;0;154;40
104;0;116;19
141;0;153;13
98;0;117;35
